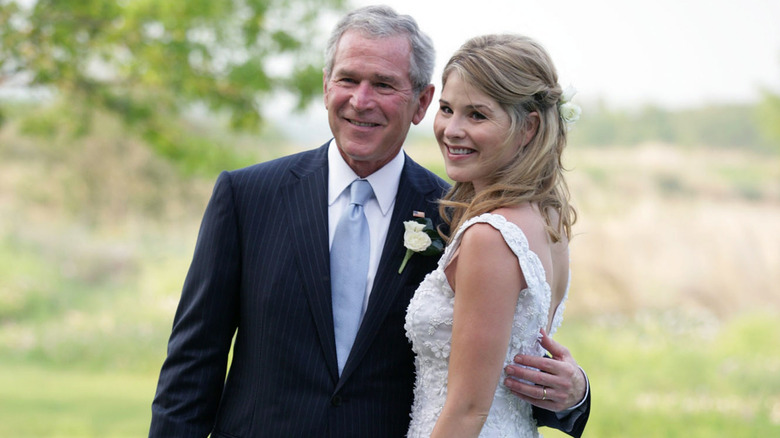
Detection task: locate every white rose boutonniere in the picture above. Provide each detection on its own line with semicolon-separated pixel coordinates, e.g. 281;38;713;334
403;221;431;252
398;217;444;274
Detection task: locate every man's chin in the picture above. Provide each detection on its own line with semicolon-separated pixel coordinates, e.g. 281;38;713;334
337;140;377;158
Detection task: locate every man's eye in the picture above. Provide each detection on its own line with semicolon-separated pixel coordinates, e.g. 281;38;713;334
375;83;397;93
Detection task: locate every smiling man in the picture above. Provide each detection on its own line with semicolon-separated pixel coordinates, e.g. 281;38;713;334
323;29;432;178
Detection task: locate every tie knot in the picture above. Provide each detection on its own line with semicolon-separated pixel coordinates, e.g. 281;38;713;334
349;179;373;206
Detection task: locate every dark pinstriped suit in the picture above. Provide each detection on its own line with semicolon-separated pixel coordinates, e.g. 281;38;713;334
150;142;449;437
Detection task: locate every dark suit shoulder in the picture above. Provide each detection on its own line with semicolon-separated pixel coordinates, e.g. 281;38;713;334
402;153;450;198
220;143;329;192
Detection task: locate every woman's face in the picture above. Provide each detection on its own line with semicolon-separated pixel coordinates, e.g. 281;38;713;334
434;73;521;192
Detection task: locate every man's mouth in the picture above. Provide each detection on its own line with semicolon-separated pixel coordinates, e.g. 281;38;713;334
348;119;379;128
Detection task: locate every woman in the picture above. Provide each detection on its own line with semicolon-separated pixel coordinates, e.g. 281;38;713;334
405;34;580;437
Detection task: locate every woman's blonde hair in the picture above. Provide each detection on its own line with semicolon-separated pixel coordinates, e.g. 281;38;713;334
438;34;576;242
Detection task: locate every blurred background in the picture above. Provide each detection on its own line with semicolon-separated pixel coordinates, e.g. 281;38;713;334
1;0;778;436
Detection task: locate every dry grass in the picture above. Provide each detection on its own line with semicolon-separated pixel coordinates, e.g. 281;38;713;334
566;144;780;320
406;140;780;321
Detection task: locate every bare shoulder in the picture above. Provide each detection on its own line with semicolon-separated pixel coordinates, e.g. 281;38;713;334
459;221;509;255
457;219;520;272
492;204;547;245
491;204;567;273
458;206;543;268
456;218;525;293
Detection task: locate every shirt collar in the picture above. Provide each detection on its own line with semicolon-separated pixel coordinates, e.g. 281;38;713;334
327;139;404;216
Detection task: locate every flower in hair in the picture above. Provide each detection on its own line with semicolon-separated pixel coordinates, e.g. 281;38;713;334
558;85;582;127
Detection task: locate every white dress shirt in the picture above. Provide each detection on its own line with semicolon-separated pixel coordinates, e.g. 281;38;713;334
327;140;404;312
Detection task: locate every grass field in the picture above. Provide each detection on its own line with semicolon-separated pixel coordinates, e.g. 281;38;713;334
0;364;156;437
2;120;779;436
1;313;778;437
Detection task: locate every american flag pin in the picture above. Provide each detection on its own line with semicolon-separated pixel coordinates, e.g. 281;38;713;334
413;210;425;218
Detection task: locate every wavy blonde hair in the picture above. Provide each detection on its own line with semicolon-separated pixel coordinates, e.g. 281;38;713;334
438;34;576;242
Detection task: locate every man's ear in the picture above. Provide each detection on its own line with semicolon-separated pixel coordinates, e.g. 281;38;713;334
322;69;329;108
521;112;540;147
412;84;436;125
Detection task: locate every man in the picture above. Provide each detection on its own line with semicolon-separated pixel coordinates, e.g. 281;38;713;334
150;5;588;437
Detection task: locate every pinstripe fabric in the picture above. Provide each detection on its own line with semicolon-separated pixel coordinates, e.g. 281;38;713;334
150;142;450;438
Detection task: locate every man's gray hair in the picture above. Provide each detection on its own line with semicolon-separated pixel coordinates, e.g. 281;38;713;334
323;5;435;95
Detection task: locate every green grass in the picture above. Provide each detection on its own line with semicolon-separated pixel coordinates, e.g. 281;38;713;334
542;312;780;437
0;228;179;372
2;312;778;436
0;364;158;437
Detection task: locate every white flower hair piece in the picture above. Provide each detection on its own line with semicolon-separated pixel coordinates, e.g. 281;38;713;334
558;85;582;128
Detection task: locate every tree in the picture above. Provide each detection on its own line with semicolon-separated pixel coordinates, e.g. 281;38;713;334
0;0;345;172
756;88;780;153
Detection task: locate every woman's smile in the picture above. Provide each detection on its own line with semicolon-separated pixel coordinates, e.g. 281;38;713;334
446;145;476;156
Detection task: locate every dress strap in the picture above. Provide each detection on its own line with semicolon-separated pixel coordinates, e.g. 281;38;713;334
441;212;548;291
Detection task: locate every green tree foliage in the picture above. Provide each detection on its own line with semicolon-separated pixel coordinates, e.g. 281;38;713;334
570;101;773;152
0;0;345;173
756;89;780;153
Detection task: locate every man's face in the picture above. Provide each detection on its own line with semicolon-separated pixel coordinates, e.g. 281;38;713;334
323;30;433;177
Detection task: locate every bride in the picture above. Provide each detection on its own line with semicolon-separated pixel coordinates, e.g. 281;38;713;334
405;33;581;437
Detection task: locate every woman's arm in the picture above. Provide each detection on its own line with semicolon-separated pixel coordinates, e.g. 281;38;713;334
431;223;525;438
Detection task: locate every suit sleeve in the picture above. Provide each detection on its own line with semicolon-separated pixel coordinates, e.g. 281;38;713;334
149;171;242;437
532;379;590;438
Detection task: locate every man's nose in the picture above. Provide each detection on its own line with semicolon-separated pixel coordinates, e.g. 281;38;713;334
350;82;376;110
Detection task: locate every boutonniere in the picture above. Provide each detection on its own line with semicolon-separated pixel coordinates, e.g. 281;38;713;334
398;213;444;274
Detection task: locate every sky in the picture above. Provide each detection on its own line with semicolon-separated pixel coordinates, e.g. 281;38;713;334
3;0;778;141
359;0;780;108
273;0;780;141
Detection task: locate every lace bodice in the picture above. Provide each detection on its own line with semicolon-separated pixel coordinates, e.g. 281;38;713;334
405;213;569;438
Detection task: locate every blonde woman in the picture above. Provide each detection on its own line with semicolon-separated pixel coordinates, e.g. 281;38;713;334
405;34;585;437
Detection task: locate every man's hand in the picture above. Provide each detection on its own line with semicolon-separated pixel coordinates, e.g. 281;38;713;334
504;329;586;412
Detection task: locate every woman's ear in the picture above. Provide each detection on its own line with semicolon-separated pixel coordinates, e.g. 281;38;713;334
521;112;540;147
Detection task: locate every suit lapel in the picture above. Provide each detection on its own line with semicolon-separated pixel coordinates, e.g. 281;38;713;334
281;144;341;380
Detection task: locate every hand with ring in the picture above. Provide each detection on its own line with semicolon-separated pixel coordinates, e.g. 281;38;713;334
503;329;586;412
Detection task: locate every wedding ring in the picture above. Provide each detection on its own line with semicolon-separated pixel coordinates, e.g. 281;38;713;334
542;387;547;401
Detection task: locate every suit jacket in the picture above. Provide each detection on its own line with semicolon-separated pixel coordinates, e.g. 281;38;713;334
150;142;590;437
151;143;448;437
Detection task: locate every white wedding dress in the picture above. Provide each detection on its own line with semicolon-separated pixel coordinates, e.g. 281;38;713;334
405;213;568;438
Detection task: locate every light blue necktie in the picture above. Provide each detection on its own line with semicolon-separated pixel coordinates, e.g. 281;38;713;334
331;179;373;376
